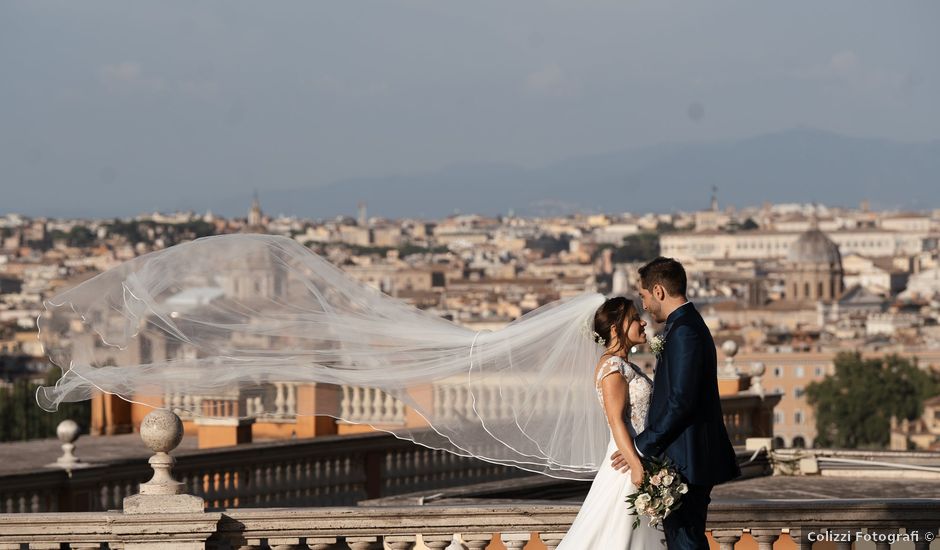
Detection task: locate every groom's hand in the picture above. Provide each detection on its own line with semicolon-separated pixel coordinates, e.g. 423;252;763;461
610;450;630;472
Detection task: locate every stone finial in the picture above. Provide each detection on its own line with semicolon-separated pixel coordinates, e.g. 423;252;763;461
750;362;766;397
721;339;738;375
138;409;185;495
124;408;204;514
55;419;81;468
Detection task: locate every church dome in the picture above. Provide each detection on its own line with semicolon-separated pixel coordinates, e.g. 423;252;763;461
788;228;841;266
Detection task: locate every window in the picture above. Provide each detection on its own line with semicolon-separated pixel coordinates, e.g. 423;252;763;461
795;366;805;378
794;410;804;425
794;387;805;398
773;411;783;425
815;366;824;377
773;367;783;378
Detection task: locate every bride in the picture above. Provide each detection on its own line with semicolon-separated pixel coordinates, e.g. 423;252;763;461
36;234;663;543
556;296;665;549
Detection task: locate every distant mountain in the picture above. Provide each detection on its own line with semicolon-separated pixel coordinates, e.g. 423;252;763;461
186;128;940;219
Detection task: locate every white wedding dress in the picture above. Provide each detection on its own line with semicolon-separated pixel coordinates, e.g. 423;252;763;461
556;356;666;549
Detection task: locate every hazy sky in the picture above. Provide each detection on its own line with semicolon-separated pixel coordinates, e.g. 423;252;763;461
2;1;938;216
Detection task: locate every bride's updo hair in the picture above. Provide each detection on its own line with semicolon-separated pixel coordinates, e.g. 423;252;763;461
593;296;640;355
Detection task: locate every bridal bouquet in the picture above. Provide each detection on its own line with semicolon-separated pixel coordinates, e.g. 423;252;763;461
625;457;688;529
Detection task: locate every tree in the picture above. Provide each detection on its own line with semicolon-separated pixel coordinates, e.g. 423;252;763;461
739;218;759;231
613;232;660;262
806;352;940;449
67;226;96;247
0;369;91;442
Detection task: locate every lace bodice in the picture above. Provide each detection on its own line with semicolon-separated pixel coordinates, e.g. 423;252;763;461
594;356;653;434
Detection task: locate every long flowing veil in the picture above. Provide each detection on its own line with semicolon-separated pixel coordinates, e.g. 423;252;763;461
36;234;611;479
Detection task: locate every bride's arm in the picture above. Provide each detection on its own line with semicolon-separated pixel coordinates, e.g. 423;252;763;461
599;373;644;482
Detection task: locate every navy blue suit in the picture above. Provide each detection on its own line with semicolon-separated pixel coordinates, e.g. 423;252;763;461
633;303;740;550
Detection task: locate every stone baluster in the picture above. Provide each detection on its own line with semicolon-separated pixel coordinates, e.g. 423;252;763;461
909;526;937;550
395;397;406;423
869;528;898;550
234;537;264;549
351;386;363;418
712;529;743;550
268;537;305;549
346;536;383;550
286;382;297;417
422;534;454;549
539;532;567;550
383;392;397;422
371;388;383;420
450;386;464;421
828;529;853;550
466;386;478;419
341;385;352;419
274;382;286;417
500;533;530;550
385;535;417;550
787;528;810;550
751;529;780;550
305;538;337;550
462;534;493;550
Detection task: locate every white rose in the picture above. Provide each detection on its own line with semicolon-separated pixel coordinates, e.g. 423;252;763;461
678;483;688;494
664;495;675;507
662;474;674;486
636;493;652;505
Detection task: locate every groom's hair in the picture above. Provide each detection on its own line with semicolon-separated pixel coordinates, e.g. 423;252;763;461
639;257;687;297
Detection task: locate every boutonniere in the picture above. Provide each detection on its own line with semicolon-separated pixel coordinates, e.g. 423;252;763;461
649;335;665;357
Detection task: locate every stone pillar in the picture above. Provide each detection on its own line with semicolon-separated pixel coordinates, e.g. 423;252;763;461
295;383;341;437
712;529;742;550
751;529;780;550
117;409;219;550
194;417;255;449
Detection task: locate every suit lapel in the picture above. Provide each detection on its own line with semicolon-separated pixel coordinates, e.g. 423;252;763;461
647;303;694;424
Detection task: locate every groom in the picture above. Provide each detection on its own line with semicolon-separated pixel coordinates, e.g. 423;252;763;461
611;257;740;550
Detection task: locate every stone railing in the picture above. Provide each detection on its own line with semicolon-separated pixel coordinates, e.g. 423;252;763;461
720;392;781;446
340;385;406;425
0;411;938;549
167;382;301;421
0;423;527;514
158;381;776;450
1;499;939;549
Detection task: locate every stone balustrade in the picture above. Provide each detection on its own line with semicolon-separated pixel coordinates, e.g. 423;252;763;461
341;385;406;426
720;393;781;446
1;424;527;513
1;499;939;549
3;412;938;549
